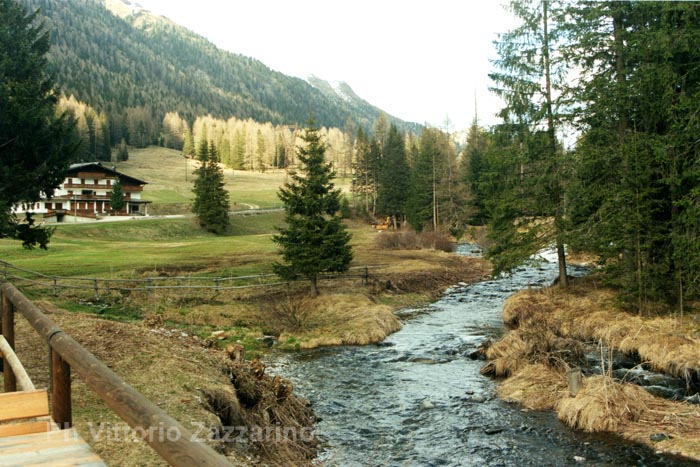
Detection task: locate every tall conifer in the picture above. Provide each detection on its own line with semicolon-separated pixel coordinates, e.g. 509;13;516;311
273;120;353;296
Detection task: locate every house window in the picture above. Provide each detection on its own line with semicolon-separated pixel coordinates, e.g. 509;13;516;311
82;190;94;195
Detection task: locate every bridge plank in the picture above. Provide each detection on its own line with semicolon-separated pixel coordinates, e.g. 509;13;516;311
0;428;106;466
0;390;49;423
0;421;51;438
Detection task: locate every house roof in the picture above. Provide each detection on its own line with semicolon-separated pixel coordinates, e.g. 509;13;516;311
67;162;147;186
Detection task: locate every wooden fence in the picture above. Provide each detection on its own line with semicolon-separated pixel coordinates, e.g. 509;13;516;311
0;281;233;466
0;260;386;299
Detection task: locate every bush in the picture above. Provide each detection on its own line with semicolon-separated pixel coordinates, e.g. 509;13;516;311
265;295;313;333
340;197;352;219
374;231;418;250
374;230;455;252
418;231;456;253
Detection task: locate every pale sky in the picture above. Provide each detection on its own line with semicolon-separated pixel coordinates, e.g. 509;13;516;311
134;0;515;131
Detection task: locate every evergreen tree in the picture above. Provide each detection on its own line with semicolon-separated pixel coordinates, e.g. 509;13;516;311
0;0;77;249
488;0;570;286
461;117;491;224
273;120;353;297
565;2;700;309
109;178;125;213
406;128;440;232
376;124;410;228
116;137;129;161
191;141;230;233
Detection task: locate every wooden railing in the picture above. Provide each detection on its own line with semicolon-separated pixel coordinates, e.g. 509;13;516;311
0;282;233;467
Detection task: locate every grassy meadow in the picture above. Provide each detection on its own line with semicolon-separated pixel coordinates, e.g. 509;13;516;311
114;146;351;213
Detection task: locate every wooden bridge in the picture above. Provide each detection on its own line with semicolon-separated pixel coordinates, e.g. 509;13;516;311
0;282;233;466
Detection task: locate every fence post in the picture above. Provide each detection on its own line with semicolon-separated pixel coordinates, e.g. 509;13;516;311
51;347;72;428
93;279;99;301
53;276;58;296
2;290;17;392
363;267;369;286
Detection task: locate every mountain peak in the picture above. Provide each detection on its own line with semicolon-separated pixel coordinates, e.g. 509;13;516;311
103;0;143;18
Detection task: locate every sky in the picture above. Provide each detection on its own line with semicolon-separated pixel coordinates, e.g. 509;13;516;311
134;0;516;132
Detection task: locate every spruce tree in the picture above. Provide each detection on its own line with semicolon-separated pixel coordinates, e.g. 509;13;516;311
273;120;353;297
461;117;491;225
109;178;125;214
565;2;700;309
376;124;410;228
406;128;439;232
0;0;77;248
487;0;570;286
116;138;129;161
192;140;230;234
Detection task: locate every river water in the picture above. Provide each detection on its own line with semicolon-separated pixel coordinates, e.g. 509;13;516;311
267;246;699;467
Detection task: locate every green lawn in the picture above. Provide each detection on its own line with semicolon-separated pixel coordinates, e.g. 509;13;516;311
0;213;284;278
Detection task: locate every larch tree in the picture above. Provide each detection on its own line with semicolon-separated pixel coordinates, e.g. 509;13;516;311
273;120;353;297
0;0;77;249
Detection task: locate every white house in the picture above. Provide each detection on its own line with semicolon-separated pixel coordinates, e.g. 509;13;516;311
13;162;151;223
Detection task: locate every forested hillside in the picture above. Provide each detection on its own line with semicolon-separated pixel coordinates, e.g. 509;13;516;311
21;0;418;149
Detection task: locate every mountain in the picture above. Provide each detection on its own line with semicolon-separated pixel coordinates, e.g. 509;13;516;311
22;0;420;135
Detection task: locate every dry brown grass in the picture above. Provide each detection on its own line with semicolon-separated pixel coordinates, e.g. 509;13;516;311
486;277;700;461
502;291;543;327
556;376;653;432
481;331;533;377
278;293;401;349
497;364;566;410
501;281;700;381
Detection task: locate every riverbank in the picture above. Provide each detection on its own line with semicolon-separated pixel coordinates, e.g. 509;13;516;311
272;250;491;349
138;246;491;353
483;275;700;461
3;301;317;466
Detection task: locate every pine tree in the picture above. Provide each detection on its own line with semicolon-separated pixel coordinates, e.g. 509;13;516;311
273;120;353;297
109;178;125;214
191;140;230;234
0;0;77;249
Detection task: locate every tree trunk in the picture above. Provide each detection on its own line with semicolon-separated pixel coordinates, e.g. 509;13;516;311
557;239;568;288
310;277;319;297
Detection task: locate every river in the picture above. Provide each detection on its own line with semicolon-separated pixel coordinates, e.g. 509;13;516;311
267;245;698;467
